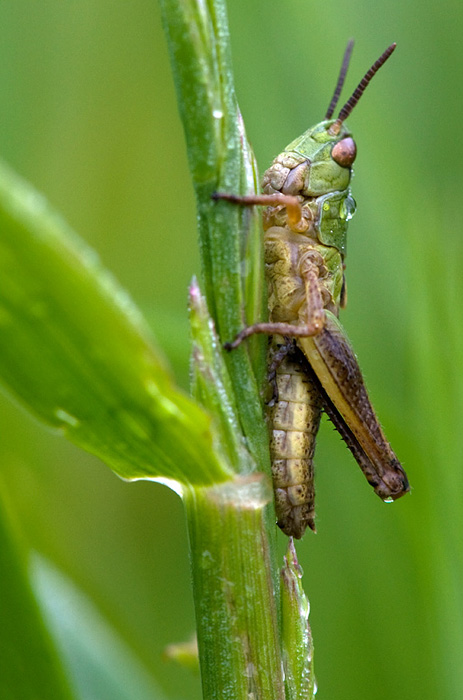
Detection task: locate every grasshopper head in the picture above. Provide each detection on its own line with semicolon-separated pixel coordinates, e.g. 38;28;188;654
282;119;356;197
265;43;396;255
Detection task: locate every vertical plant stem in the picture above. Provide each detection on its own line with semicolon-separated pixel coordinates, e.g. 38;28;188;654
160;0;292;695
188;277;284;695
160;0;268;469
184;477;285;700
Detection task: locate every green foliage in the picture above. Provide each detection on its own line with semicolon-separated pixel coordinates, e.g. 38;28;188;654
160;0;268;470
184;478;283;699
32;556;168;700
0;498;75;699
281;541;315;700
0;159;230;487
189;281;254;475
0;2;462;700
0;1;285;697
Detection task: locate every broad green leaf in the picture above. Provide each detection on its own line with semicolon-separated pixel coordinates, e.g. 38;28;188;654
31;556;167;700
0;161;232;487
0;499;75;699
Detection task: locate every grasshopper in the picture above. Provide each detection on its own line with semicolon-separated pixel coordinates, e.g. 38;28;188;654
214;42;410;538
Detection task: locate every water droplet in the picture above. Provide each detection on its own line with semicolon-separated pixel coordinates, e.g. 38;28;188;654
212;109;223;119
341;195;357;222
125;475;184;497
144;380;183;418
54;408;79;428
383;497;394;504
245;662;256;678
200;550;214;569
144;379;159;397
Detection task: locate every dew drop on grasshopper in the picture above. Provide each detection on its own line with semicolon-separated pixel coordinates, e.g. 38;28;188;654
214;42;410;538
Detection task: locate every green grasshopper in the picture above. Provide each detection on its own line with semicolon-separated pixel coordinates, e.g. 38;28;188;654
215;42;410;538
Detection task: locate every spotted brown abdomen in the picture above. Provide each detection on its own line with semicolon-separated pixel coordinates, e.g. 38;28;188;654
268;347;322;538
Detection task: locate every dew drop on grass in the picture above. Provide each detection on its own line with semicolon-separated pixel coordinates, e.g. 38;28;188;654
54;408;79;428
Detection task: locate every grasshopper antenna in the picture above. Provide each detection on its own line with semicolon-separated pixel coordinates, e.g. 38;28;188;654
325;39;355;119
329;43;396;135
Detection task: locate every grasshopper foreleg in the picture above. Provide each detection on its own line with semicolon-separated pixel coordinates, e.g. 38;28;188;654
212;192;307;232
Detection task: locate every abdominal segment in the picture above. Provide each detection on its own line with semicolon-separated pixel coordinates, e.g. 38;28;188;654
268;345;322;538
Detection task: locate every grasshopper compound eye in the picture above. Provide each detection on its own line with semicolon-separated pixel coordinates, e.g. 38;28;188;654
331;137;357;167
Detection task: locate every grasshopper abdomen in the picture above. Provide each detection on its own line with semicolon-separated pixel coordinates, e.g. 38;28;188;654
269;344;322;537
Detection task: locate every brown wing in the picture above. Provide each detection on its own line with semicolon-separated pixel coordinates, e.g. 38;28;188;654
297;311;409;501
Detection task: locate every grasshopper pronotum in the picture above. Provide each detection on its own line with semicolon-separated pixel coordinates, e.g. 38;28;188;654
214;42;410;538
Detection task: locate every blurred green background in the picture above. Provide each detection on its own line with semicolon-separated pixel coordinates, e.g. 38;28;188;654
0;1;462;699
